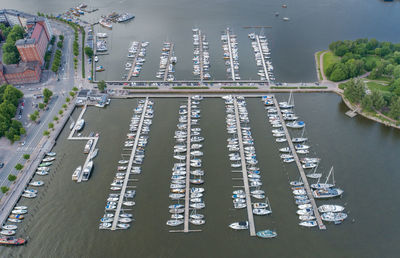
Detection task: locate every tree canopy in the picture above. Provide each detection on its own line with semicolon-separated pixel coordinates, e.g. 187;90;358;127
1;25;25;64
0;84;24;142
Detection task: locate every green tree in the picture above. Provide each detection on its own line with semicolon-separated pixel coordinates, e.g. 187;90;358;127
29;113;37;121
53;116;59;122
69;91;75;97
389;97;400;120
361;95;373;112
393;65;400;79
66;97;70;103
23;154;30;160
59;35;64;41
48;122;54;130
38;103;45;109
62;104;67;110
34;110;39;116
344;79;365;103
84;47;93;58
15;163;23;170
57;41;63;49
98;80;107;92
8;174;17;181
72;87;79;92
1;186;9;194
58;110;63;115
13;134;20;142
371;91;386;110
43;88;53;104
43;130;50;136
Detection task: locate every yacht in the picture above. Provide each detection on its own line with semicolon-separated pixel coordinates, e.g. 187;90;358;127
81;161;94;181
166;219;184;226
75;119;85;131
117;13;135;22
321;212;348;222
313;188;344;199
299;221;317;227
256;230;277;238
318;205;345;213
84;139;94;154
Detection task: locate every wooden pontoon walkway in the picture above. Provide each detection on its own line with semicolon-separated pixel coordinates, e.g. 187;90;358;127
111;97;149;230
183;97;192;232
271;96;326;230
163;43;175;82
127;44;142;81
226;29;236;81
233;97;256;236
255;34;270;84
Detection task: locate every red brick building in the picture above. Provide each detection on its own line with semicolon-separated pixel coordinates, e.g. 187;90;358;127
16;20;50;66
0;17;51;85
0;61;41;85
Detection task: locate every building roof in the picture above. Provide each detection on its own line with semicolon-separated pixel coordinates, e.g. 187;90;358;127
3;61;39;74
15;38;35;46
31;22;44;42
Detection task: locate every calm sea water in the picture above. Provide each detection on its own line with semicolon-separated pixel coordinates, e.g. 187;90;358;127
1;94;400;257
1;0;400;82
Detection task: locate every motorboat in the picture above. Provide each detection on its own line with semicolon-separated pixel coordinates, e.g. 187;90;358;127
36;170;48;176
169;208;184;214
190;203;205;209
72;166;82;181
253;203;268;209
299;221;317;227
318;205;345;213
0;236;26;246
119;218;133;223
81;161;94;181
171;214;184;219
256;230;277;239
321;212;348;222
11;209;27;215
37;167;49;172
39;162;52;167
99;223;111;229
2;225;17;230
123;201;135;206
75;119;85;131
299;215;316;221
169;204;184;209
298;204;312;210
117;224;130;229
286;121;305;129
190;219;205;225
42;157;55;162
297;208;314;216
229;221;248;230
22;192;36;198
46;152;56;157
290;181;303;187
0;230;16;236
14;206;27;210
100;217;113;223
29;181;44;187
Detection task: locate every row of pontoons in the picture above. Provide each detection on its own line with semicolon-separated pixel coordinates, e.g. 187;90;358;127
166;95;206;228
263;94;347;227
99;99;154;230
192;28;211;80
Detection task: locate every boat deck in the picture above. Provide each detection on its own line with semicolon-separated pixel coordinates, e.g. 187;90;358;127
111;97;149;230
271;96;326;230
255;34;270;84
163;43;175;82
233;97;256;236
127;44;142;81
198;30;204;81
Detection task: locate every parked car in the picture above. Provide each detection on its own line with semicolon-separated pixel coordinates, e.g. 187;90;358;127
0;163;4;168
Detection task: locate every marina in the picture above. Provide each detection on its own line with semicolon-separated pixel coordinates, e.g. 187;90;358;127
126;41;148;80
249;33;274;83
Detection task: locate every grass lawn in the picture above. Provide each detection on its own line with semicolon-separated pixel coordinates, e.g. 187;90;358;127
322;51;340;74
366;81;391;92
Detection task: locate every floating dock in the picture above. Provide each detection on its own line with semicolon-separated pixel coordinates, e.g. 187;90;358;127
127;44;142;81
255;34;270;84
197;30;205;81
163;43;175;82
233;97;256;236
226;29;236;81
271;96;326;230
183;97;192;233
111;97;149;230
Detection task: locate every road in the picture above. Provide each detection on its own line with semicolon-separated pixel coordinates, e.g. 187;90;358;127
0;20;76;198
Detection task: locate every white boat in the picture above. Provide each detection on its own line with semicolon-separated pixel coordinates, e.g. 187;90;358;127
75;119;85;131
11;210;27;215
313;188;344;199
42;157;55;162
171;214;184;219
253;208;272;215
119;218;133;223
22;192;37;198
72;166;82;181
166;219;184;226
99;223;111;229
229;221;248;230
0;230;16;236
299;215;316;221
46;152;56;157
117;224;130;229
321;212;348;222
253;203;268;209
299;221;317;227
118;160;129;164
298;204;312;210
84;139;93;154
90;148;99;159
81;161;94;181
318;205;345;213
29;181;44;187
256;229;277;239
286;121;305;129
14;206;28;210
311;166;336;189
2;225;17;230
36;170;48;176
190;219;205;225
297;208;314;216
123;201;135;207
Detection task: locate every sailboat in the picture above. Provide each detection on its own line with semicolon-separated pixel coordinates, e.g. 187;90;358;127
306;163;322;179
292;127;308;143
279;91;294;109
311;166;335;189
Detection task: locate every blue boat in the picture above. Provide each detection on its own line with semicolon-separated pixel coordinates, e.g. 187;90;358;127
256;230;277;239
